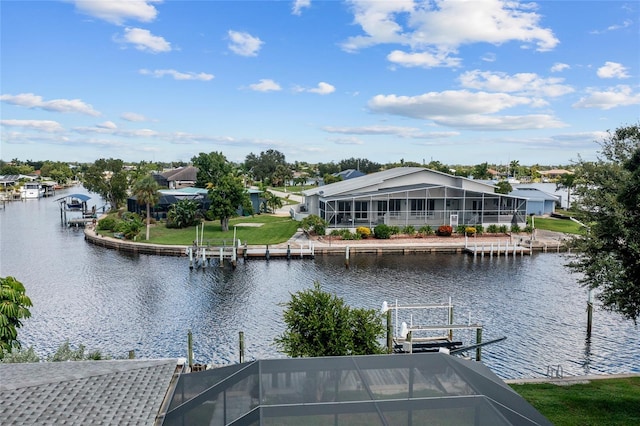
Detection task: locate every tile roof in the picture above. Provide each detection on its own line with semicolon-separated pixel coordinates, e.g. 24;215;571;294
0;359;179;425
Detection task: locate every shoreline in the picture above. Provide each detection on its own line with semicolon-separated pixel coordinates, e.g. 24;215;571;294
84;225;570;257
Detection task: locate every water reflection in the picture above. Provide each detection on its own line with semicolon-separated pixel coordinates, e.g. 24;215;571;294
0;189;639;379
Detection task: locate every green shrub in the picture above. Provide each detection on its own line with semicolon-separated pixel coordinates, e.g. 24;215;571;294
465;226;477;235
456;225;467;234
498;225;508;233
524;224;533;233
329;229;342;236
511;224;521;233
97;217;118;231
389;226;401;235
475;224;484;235
301;214;328;236
374;224;392;239
486;224;499;233
356;226;371;238
402;225;416;236
340;229;361;240
437;225;453;236
418;225;434;236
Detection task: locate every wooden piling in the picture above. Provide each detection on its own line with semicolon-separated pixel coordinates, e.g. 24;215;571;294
188;330;193;370
587;289;594;337
345;246;350;268
386;309;393;354
239;331;245;363
476;328;483;361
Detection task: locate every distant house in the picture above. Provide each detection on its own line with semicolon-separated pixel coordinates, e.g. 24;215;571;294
157;166;198;189
509;187;559;216
334;169;365;180
301;167;528;229
539;169;572;180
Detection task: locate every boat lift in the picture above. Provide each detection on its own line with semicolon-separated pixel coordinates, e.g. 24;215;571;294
381;298;504;361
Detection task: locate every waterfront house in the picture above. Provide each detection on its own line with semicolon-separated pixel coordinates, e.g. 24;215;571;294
509;187;559;216
156;166;198;189
300;167;528;230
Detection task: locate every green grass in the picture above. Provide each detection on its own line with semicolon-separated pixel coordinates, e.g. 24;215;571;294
147;214;300;245
511;377;640;426
531;217;585;234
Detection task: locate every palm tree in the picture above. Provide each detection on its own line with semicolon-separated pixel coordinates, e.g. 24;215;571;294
556;172;576;210
0;276;33;353
132;175;160;240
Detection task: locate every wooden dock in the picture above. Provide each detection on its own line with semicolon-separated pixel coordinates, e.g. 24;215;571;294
463;239;531;256
186;242;315;269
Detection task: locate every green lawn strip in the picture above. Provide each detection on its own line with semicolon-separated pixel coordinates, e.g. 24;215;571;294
147;215;300;246
511;377;640;426
531;217;584;234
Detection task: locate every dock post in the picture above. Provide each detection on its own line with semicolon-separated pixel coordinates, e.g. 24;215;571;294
287;243;291;260
244;242;248;260
490;243;494;256
219;247;224;268
188;247;194;269
188;329;193;370
407;331;413;354
266;245;270;260
448;297;454;341
476;328;483;361
345;246;350;268
239;331;245;364
201;247;207;269
386;309;393;354
128;350;135;359
587;289;594;337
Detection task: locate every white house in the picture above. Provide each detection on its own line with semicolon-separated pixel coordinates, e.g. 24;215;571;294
300;167;528;230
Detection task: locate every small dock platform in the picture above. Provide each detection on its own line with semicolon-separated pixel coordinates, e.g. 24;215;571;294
464;239;532;257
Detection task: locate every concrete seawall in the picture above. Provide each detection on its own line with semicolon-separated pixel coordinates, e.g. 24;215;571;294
85;225;569;258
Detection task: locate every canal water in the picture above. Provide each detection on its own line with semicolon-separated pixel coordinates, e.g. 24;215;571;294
1;187;638;379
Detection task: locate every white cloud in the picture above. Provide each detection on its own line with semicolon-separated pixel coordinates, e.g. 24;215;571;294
292;0;311;16
73;0;161;25
430;114;567;130
139;69;214;80
119;27;171;53
323;125;459;139
342;0;558;62
573;85;640;110
368;90;535;118
295;82;335;95
590;19;633;34
121;112;148;122
96;121;117;129
597;61;629;79
459;70;574;98
249;79;282;92
387;49;461;68
228;30;264;57
329;137;365;145
551;63;570;72
1;119;64;132
0;93;100;116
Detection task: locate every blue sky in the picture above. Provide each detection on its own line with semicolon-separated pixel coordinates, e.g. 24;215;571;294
1;0;638;166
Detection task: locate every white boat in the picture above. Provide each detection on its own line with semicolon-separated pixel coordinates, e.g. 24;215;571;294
20;182;45;199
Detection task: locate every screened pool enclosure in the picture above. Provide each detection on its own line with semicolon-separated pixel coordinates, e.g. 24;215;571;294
159;353;551;425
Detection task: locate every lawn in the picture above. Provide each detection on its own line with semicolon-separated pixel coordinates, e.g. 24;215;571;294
512;377;640;426
147;214;300;246
531;216;585;234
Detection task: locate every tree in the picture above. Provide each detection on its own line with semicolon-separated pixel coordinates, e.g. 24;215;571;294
472;162;490;179
570;124;640;322
275;282;384;357
271;164;293;187
207;173;253;231
0;276;33;355
495;180;513;194
338;157;382;174
555;172;576;209
82;158;129;209
167;199;201;229
264;190;283;213
132;175;160;240
191;151;232;188
244;149;287;183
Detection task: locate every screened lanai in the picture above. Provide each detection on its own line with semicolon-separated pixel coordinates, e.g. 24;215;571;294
159;353;551;426
315;184;528;229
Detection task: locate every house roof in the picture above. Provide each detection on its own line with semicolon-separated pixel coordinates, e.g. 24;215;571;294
161;353;551;425
0;359;179;425
161;166;198;182
334;169;366;180
509;188;559;202
303;167;496;198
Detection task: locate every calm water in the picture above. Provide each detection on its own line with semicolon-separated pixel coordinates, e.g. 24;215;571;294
1;187;638;379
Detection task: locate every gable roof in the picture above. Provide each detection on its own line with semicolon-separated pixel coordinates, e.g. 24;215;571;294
303;167;496;198
161;167;198;182
509;188;559;202
0;359;179;425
